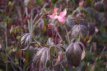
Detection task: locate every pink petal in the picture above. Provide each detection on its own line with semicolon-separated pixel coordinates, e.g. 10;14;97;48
53;8;59;14
57;16;66;24
48;14;58;19
48;8;59;20
59;9;67;17
48;15;54;19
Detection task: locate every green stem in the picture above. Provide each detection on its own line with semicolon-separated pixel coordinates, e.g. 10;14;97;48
5;22;8;71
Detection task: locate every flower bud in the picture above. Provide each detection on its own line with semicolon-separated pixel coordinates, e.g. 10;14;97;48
66;15;75;28
71;24;88;38
94;1;104;12
66;41;85;67
21;33;32;45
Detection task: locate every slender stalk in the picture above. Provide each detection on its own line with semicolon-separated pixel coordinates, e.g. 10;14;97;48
68;64;73;71
25;7;31;33
5;22;8;71
32;3;47;24
64;25;70;44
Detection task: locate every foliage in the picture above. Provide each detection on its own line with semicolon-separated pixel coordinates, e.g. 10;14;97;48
0;0;107;71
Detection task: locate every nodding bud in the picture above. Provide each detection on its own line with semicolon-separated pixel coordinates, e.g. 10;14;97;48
66;41;85;67
94;1;104;12
66;15;75;28
33;47;50;71
21;33;32;46
71;24;88;39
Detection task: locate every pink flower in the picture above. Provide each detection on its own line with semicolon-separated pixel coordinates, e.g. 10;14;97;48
57;9;67;24
48;8;59;19
48;8;67;24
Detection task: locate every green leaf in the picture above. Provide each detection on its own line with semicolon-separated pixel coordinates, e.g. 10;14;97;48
52;0;58;4
70;0;76;4
36;0;44;5
86;0;93;5
96;33;107;43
